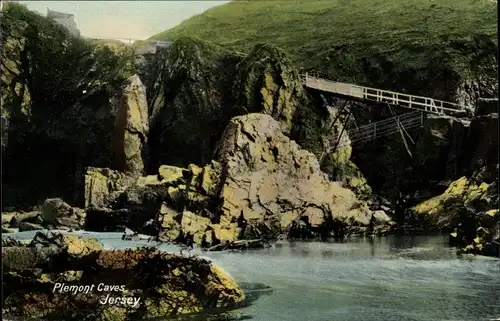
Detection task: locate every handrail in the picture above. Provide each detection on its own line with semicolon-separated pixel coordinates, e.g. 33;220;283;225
300;73;466;115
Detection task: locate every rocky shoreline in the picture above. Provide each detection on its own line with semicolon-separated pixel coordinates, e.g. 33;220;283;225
2;230;246;321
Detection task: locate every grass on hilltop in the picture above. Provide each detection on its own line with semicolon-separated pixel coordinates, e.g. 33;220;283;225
154;0;497;91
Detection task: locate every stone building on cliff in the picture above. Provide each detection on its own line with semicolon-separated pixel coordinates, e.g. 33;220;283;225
47;8;80;37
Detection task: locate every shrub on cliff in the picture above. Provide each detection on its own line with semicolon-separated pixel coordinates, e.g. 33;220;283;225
1;3;133;207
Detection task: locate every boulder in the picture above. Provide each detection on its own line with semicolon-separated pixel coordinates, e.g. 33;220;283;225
84;167;137;208
411;176;493;230
2;233;245;320
41;198;75;224
213;113;378;237
111;74;149;176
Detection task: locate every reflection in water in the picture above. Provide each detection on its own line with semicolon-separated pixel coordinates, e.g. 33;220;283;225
368;237;375;257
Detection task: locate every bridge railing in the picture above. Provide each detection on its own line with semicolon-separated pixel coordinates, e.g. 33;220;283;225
301;74;466;115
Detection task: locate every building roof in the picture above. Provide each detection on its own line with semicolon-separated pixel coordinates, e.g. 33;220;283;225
47;9;74;19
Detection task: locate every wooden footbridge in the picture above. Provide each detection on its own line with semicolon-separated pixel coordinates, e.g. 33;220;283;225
300;73;469;157
300;73;467;116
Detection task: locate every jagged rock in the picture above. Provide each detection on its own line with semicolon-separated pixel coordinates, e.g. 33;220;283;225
148;38;233;168
158;165;187;184
151;113;388;245
2;233;245;320
149;38;313;169
411;176;494;230
41;198;75;224
84;167;136;208
320;104;372;200
111;74;149;176
214;113;378;238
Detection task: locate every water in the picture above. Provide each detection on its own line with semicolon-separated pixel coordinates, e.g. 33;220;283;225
4;231;500;321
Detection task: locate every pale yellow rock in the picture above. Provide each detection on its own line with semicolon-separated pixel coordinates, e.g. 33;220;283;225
158;165;185;184
63;235;103;256
136;175;162;186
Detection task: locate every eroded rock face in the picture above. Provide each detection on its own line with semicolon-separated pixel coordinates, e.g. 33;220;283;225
232;44;306;134
320;104;372;200
84;167;137;208
214;113;378;236
148;38;309;170
112;74;149;176
2;232;245;320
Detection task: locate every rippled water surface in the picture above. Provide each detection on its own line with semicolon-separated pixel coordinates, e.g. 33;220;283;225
5;231;500;321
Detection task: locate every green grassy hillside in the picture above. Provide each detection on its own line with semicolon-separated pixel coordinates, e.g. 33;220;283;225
154;0;497;96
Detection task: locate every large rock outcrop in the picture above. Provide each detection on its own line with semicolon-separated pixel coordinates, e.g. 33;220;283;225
84;113;392;245
2;231;245;320
112;74;149;176
462;112;498;175
213;113;379;236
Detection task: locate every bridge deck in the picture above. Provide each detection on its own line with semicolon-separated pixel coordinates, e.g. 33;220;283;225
301;74;466;115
